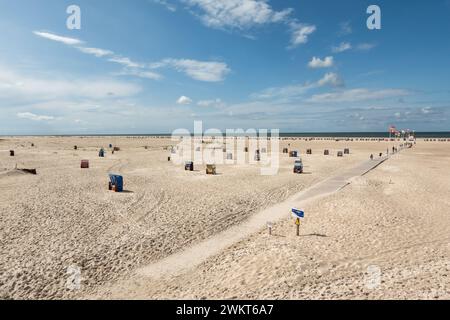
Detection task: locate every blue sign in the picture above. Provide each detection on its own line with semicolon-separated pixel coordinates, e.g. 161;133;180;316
292;208;304;218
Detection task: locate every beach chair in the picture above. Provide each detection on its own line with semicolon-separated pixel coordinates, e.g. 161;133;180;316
254;150;261;161
293;159;303;174
307;149;312;155
108;174;123;192
206;164;216;175
10;150;14;157
337;151;344;157
344;148;350;154
289;150;298;158
185;161;194;171
80;160;89;169
324;150;330;155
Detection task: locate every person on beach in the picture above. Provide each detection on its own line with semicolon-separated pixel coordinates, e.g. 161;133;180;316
370;154;374;160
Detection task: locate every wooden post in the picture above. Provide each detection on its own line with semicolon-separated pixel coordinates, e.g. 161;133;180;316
296;218;300;236
267;222;272;236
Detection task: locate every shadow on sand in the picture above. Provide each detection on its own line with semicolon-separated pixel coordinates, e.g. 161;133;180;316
301;233;327;238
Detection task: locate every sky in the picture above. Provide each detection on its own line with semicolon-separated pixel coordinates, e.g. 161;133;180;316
0;0;449;134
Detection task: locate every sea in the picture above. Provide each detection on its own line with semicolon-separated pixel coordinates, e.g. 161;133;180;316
6;132;449;138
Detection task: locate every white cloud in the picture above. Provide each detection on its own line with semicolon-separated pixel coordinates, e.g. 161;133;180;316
317;73;344;87
308;56;334;68
332;42;352;53
148;58;231;82
253;73;344;100
76;47;114;57
33;31;83;45
422;107;431;114
252;83;313;100
356;43;377;51
182;1;316;50
17;112;55;121
152;0;177;12
331;42;376;54
115;69;162;80
0;65;141;100
289;22;316;47
308;88;410;103
108;56;144;68
33;30;230;83
184;0;293;30
338;21;352;36
33;31;161;81
155;59;230;82
177;96;193;105
197;98;226;108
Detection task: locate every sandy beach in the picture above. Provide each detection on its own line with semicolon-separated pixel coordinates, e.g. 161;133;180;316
0;136;448;300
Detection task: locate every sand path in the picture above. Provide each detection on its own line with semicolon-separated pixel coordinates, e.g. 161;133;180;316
137;156;390;280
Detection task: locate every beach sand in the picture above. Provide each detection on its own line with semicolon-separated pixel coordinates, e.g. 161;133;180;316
0;136;448;299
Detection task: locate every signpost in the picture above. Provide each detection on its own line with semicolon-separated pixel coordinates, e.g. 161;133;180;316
292;208;304;236
267;221;273;236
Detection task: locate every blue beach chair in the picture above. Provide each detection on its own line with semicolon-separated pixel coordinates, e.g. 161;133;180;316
108;174;123;192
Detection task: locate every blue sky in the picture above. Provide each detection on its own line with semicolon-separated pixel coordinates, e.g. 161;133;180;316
0;0;449;134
